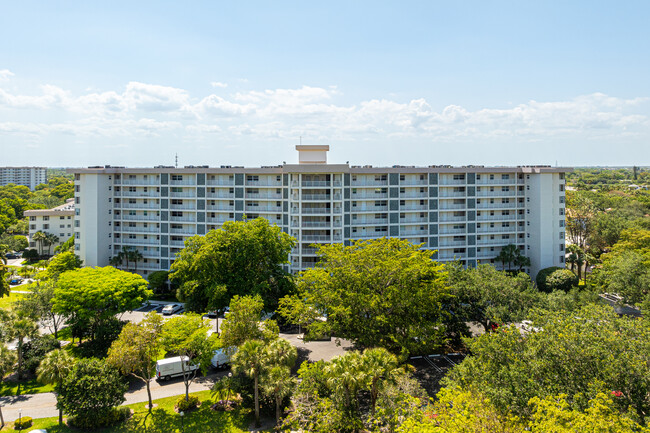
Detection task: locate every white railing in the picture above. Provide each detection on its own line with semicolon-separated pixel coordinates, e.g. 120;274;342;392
121;203;160;209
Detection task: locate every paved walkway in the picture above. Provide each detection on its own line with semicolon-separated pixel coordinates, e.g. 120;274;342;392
0;371;223;422
0;333;352;421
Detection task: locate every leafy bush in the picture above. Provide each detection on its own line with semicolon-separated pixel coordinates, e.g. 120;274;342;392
22;249;38;260
68;406;130;429
176;394;200;411
22;334;61;374
536;267;578;293
148;270;170;293
14;415;32;430
79;317;128;358
58;358;127;425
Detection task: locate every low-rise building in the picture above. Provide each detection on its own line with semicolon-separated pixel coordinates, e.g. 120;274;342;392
24;198;75;254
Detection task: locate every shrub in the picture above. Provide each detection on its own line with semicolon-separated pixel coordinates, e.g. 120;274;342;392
22;334;61;374
68;406;131;429
22;249;38;260
14;416;32;430
536;267;578;293
176;394;201;411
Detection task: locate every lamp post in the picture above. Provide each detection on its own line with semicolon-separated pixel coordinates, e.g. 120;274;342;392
179;410;184;432
18;409;22;429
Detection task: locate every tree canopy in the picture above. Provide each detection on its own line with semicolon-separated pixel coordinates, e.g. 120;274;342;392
52;266;151;341
170;218;295;313
297;238;450;356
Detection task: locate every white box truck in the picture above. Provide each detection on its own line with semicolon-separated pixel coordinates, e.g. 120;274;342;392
155;356;199;381
211;347;236;369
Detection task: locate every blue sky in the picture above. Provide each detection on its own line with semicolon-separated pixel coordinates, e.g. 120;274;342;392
1;1;649;167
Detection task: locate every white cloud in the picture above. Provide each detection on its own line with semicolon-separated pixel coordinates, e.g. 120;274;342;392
210;81;228;88
0;78;648;157
0;69;14;81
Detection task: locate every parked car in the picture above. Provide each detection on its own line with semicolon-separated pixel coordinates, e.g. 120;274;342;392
5;253;18;259
211;347;236;369
155;356;199;381
9;278;23;285
162;304;182;315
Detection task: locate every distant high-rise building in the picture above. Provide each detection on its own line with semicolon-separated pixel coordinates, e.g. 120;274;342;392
70;146;569;277
0;167;47;190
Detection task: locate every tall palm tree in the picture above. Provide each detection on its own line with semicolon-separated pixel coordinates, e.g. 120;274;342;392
0;345;16;428
6;312;39;380
36;349;76;425
261;365;296;424
232;339;268;428
360;348;400;416
120;246;132;271
128;248;143;273
0;244;8;265
32;231;47;256
44;233;59;256
326;351;364;414
109;253;124;268
267;338;297;368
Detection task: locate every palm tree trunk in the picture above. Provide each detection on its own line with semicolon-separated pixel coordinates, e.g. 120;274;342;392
0;406;4;429
254;373;260;427
276;394;281;424
17;338;23;380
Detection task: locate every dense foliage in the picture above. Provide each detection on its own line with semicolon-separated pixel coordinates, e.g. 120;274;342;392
296;238;450;356
170;218;295;313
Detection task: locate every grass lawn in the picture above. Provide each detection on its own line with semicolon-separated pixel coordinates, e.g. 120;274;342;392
0;377;54;396
0;291;27;310
5;390;271;433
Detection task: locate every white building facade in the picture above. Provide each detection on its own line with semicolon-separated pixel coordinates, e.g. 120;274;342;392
24;198;75;253
0;167;47;190
71;146;568;277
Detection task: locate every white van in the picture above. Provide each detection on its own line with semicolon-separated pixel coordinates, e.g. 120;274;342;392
155;356;199;381
211;347;236;369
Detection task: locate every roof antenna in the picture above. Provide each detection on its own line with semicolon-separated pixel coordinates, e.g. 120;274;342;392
175;153;178;169
300;136;302;145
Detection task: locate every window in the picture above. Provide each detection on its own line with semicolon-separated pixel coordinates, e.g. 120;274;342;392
453;174;465;181
560;256;565;263
43;224;49;229
559;220;565;227
560;184;565;192
399;174;405;181
30;216;36;221
501;174;510;180
43;216;49;221
171;175;183;181
560;244;564;251
559;208;565;216
501;186;509;192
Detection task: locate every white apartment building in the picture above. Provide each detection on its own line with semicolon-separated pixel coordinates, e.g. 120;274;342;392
0;167;47;190
71;146;569;277
24;198;75;253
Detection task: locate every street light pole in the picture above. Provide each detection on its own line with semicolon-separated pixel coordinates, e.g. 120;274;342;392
180;410;184;432
18;409;22;429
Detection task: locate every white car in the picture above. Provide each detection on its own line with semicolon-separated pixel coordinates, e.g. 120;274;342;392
162;304;182;315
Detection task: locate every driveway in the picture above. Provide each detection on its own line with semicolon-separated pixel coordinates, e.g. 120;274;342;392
0;370;224;422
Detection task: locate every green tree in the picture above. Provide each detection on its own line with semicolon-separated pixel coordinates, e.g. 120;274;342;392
595;250;650;305
147;270;170;293
32;231;47;256
52;267;151;342
170;218;295;312
0;263;9;298
262;365;296;425
566;191;596;250
36;349;76;425
160;314;215;401
360;347;401;416
220;295;278;350
43;251;83;280
448;263;543;333
107;312;163;417
0;345;16;428
494;243;530;273
529;392;649;432
277;293;320;335
299;238;449;356
57;358;127;427
54;236;74;253
44;233;59;256
0;310;38;379
232;339;268;428
444;305;650;423
15;281;65;337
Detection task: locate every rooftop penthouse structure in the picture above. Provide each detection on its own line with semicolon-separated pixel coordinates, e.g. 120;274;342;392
71;146;569;277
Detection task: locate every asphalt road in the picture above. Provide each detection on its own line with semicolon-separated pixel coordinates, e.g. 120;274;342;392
0;330;352;422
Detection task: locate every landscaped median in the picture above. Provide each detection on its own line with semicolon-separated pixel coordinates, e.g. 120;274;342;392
5;390;269;432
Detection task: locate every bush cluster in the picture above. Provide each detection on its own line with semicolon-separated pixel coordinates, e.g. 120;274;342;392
22;334;61;374
67;406;130;429
536;267;579;293
13;416;33;430
176;394;201;411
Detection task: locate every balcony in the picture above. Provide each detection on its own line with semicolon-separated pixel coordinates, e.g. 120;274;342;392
438;203;465;210
400;179;428;186
170;192;197;198
401;230;428;237
246;193;282;200
439;215;466;223
351;193;388;199
115;227;160;234
246;180;282;187
119;215;160;221
170;204;196;210
120;191;160;198
206;179;234;186
170;240;186;247
207;205;234;211
115;238;160;245
351;219;388;226
169;179;196;186
400;193;428;199
438;190;466;198
246;206;283;213
477;227;518;234
476;203;517;210
169;216;196;223
439;240;467;247
297;208;333;214
206;217;231;224
476;178;517;185
295;221;342;228
207;192;235;199
439;228;465;235
170;228;197;235
120;179;160;186
120;203;160;209
352;206;389;212
400;205;428;211
477;215;517;222
476;191;516;197
439;179;466;185
301;194;342;201
350;233;387;239
401;218;428;224
350;180;388;186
